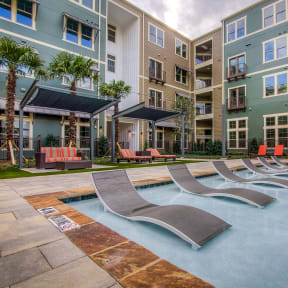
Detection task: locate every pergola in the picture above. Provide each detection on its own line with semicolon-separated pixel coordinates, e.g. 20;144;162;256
18;80;119;168
111;102;185;162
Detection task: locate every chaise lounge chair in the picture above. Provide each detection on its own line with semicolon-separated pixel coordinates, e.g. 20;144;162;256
257;157;287;172
91;170;231;249
168;165;275;208
242;158;288;176
271;145;288;169
146;148;176;161
118;149;152;163
213;161;288;188
250;145;267;158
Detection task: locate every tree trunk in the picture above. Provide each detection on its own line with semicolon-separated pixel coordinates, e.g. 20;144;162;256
69;82;77;146
114;94;119;144
5;70;17;161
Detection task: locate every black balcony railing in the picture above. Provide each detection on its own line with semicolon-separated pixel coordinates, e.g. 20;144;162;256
195;79;212;90
227;63;246;81
149;68;166;85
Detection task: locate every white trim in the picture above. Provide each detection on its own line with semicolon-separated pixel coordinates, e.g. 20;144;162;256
107;23;117;43
263;71;288;98
262;34;288;64
175;66;188;86
68;0;102;16
262;0;288;29
148;88;164;109
226;16;247;44
227;117;248;149
175;38;188;59
148;22;165;48
107;53;116;73
227;84;247;109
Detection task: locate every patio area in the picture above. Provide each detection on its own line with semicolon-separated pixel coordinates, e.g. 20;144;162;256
0;159;253;288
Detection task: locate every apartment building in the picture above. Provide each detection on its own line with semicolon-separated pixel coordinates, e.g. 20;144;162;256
223;0;288;152
0;0;107;155
191;28;223;150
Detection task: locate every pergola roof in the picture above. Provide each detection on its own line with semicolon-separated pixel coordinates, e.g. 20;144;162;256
20;80;118;116
113;102;184;122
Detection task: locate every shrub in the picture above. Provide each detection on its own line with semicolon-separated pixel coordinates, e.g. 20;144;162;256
214;140;222;155
249;138;259;154
98;136;109;157
144;140;148;151
173;141;181;154
206;140;214;155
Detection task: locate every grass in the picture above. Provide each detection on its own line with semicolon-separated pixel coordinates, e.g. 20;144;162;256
0;159;202;179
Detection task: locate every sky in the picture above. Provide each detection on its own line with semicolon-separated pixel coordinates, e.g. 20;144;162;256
128;0;260;39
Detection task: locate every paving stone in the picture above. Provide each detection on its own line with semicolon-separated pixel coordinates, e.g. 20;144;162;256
110;283;123;288
0;198;29;214
0;248;51;288
0;215;64;256
91;241;159;280
13;206;39;219
0;212;16;222
66;222;127;255
11;257;116;288
39;238;85;268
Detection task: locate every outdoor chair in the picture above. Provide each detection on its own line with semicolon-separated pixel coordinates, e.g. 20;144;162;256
118;149;152;163
146;148;176;161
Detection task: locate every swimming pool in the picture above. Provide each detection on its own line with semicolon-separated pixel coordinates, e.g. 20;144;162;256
69;169;288;288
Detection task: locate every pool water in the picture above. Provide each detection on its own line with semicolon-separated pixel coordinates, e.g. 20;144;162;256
69;169;288;288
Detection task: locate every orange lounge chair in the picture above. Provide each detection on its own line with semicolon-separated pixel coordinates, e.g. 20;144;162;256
146;148;176;162
118;149;152;163
250;145;267;158
274;145;284;156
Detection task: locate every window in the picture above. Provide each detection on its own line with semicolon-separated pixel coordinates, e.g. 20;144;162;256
107;54;116;73
65;17;94;49
149;128;164;149
263;0;287;28
0;0;11;20
149;89;162;108
264;36;288;63
175;133;189;149
228;86;246;110
175;66;187;85
79;126;90;148
149;24;164;47
0;0;36;28
228;54;246;77
149;59;163;80
72;0;93;9
108;24;116;43
227;118;248;149
175;39;187;58
264;113;288;148
264;72;287;97
227;17;246;42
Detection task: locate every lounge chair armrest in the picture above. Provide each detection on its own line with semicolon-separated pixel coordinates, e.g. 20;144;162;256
36;152;46;169
77;151;85;160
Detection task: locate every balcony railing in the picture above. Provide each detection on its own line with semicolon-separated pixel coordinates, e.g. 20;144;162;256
195;55;212;65
195;79;212;90
226;64;246;81
149;68;166;85
226;96;246;112
196;104;212;115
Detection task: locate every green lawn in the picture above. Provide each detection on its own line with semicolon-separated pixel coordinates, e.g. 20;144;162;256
0;159;202;179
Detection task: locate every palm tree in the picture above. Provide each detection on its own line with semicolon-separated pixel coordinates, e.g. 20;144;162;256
0;37;46;161
49;52;98;145
99;80;131;144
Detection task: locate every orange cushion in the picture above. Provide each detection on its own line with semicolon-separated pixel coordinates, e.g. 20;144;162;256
258;145;267;156
275;145;284;156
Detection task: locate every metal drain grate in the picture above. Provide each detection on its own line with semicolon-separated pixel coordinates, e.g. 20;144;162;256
48;215;79;232
38;207;58;215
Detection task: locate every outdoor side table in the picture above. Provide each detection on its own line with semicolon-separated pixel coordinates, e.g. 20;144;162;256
56;160;92;170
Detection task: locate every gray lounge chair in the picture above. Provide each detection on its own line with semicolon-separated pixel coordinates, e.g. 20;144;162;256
271;156;288;169
242;158;288;176
168;165;275;208
213;161;288;188
91;170;231;249
257;157;287;172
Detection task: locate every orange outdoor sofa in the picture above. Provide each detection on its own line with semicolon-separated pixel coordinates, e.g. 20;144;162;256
146;148;176;161
118;149;152;163
36;147;84;169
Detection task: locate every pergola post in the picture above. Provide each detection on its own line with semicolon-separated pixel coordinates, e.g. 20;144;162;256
151;121;156;148
19;108;24;169
222;104;226;158
90;116;94;161
181;113;185;158
111;117;116;162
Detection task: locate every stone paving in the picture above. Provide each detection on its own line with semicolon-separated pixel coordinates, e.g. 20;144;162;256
1;158;284;288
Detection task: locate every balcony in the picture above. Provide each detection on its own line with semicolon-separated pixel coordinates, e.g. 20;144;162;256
195;55;213;69
195;79;212;94
196;103;213;119
226;96;246;112
226;64;246;81
149;68;166;85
